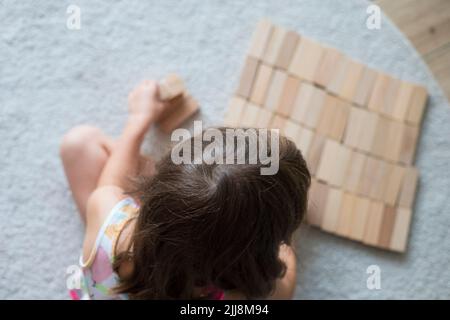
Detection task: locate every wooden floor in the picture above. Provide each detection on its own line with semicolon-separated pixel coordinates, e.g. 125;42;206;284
376;0;450;102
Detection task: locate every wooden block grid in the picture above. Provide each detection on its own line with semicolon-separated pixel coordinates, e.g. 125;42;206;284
224;20;427;252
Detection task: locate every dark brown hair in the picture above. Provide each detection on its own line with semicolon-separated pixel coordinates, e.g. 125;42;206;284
114;128;310;299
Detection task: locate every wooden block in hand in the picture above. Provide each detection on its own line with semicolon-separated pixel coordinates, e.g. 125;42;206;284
314;46;343;88
307;179;329;226
223;96;246;127
389;207;413;252
363;200;384;246
277;75;301;117
159;94;199;133
159;74;186;101
398;167;419;208
250;63;273;105
289;36;324;82
236;56;259;99
248;19;273;59
275;30;300;69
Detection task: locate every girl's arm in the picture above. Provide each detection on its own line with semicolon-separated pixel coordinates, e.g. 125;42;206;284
82;81;166;260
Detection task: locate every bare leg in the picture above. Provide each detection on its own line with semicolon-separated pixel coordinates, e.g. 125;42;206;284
60;125;115;223
60;125;156;223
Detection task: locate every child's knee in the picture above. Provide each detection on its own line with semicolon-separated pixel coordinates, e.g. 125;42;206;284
60;125;103;159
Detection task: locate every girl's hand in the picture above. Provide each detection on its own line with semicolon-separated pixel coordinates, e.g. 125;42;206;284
127;80;164;127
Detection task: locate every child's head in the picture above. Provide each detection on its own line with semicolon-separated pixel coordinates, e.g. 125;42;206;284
115;128;311;299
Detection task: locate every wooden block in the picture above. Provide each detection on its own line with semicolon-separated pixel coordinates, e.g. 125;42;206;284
283;119;302;141
353;67;377;107
358;110;378;153
159;94;199;133
223;96;246;127
264;69;288;111
328;144;351;187
384;120;404;162
302;87;326;130
256;108;273;128
316;139;340;184
307;179;329;226
250;63;273;105
378;205;396;249
371;116;390;158
293;126;314;159
159;74;186;101
327;56;351;96
290;82;316;125
406;85;428;126
344;106;365;149
398;124;419;165
383;165;406;206
288;36;324;82
398;167;419;208
248;19;273;59
316;94;337;136
275;30;300;69
270;114;286;132
314;47;343;88
236;56;259;99
390;207;413;252
277;75;301;117
328;99;350;141
241;103;261;127
369;160;389;201
363;200;384;246
262;25;287;65
349;196;371;241
358;156;379;197
321;187;343;233
340;59;365;102
336;192;357;237
392;81;415;121
380;77;401;118
306;134;326;175
343;150;366;193
368;73;390;113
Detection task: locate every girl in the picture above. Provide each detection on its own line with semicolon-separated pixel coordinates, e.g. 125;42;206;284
60;80;311;299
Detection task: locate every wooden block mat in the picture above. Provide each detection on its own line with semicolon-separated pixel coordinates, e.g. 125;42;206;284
223;19;428;252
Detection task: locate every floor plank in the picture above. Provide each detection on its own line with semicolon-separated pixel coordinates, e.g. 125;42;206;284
375;0;450;101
